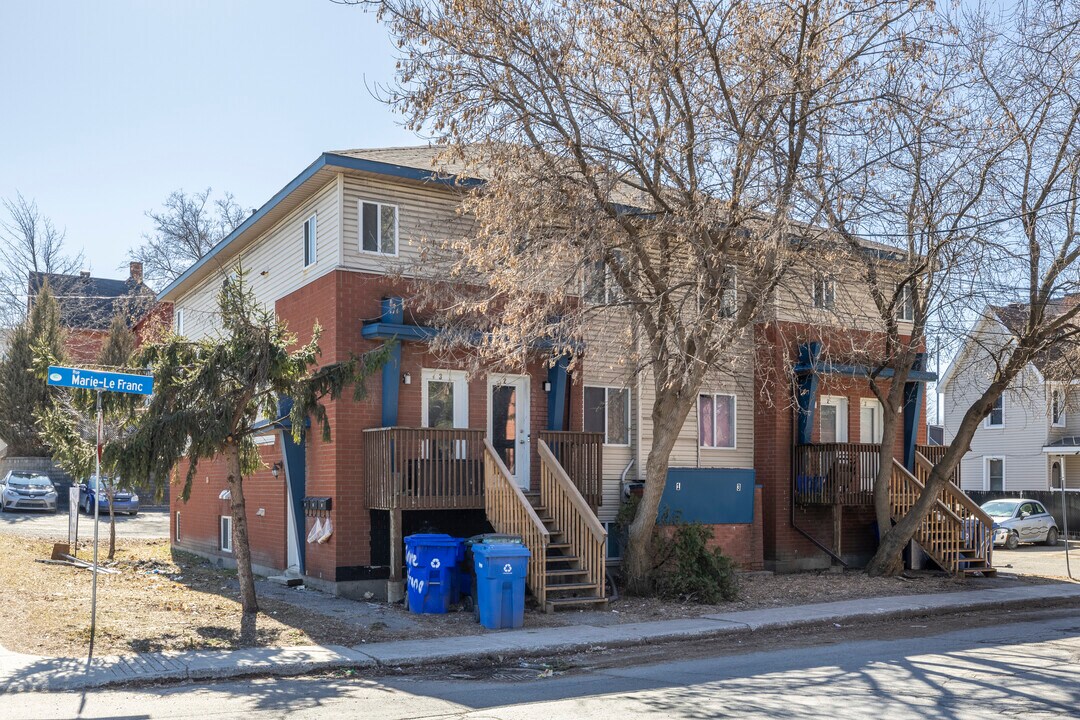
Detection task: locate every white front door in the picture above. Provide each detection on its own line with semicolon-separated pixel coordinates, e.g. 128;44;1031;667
819;396;848;443
489;374;531;489
860;399;884;444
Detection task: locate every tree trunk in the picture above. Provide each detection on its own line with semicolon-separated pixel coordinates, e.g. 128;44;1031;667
225;442;258;616
624;388;696;594
868;381;908;577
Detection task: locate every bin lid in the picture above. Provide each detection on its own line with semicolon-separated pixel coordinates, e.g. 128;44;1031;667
473;542;532;559
404;533;459;546
466;533;523;546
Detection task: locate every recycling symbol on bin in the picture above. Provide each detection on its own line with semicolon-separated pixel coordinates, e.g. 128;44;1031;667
503;563;513;574
430;558;441;569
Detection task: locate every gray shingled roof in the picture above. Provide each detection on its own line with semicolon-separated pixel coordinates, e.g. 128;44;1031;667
991;295;1080;380
28;272;155;331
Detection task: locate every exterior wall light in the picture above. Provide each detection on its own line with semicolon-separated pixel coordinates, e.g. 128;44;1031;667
402;372;412;385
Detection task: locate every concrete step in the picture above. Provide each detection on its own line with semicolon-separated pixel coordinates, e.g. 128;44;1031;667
544;595;608;612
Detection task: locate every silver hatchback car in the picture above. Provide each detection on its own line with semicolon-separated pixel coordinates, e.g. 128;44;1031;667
981;498;1059;549
0;471;59;513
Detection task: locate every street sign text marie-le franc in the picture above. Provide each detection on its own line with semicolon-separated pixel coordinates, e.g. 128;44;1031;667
46;366;154;395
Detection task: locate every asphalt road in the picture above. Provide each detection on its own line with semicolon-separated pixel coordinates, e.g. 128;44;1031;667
995;538;1080;580
9;611;1080;719
0;507;169;540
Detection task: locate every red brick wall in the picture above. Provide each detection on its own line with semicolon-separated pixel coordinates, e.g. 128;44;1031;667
66;329;107;363
703;485;764;570
754;321;928;569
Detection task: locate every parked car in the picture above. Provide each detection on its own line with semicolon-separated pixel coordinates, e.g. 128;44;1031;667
79;475;139;516
981;498;1059;549
0;471;59;513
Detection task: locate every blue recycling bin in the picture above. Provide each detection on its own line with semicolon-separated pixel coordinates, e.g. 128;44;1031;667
472;542;532;629
404;533;460;614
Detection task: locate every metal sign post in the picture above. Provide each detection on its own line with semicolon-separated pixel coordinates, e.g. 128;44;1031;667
47;366;154;662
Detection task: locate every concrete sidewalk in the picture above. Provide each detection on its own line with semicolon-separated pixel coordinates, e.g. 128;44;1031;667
4;582;1079;693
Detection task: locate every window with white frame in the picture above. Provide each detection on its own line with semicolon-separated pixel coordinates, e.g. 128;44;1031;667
985;457;1005;491
819;395;849;443
698;393;736;448
985;394;1004;428
584;386;630;445
220;515;233;553
303;215;317;267
360;201;398;255
813;273;835;310
174;307;185;335
175;511;181;542
1051;387;1066;427
584;251;624;305
897;282;914;322
698;266;738;319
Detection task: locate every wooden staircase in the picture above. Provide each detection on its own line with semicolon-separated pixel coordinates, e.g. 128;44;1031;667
889;455;996;577
483;439;607;612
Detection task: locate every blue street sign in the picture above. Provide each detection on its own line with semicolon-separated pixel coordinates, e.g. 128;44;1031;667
46;366;154;395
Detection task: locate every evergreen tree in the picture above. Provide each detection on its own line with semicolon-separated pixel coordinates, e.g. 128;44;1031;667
110;272;388;617
0;283;64;456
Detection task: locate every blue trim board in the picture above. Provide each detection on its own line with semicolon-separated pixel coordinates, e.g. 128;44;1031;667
792;360;937;383
362;322;439;342
902;353;927;471
795;342;822;445
277;397;306;574
547;355;570;431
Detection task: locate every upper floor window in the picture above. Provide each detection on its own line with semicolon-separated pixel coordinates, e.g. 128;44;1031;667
584;386;630;445
897;282;914;322
303;215;317;267
1051;387;1066;427
813;273;835;310
361;201;398;255
698;266;738;319
584;252;625;305
699;393;736;449
174;307;185;336
985;394;1004;428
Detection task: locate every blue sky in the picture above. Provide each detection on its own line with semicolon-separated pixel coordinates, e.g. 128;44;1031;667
0;0;417;280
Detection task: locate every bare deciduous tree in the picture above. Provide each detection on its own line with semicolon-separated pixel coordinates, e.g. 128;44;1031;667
0;193;84;327
370;0;936;590
130;188;247;291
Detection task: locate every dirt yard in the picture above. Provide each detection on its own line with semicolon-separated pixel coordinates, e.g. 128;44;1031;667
0;535;1060;659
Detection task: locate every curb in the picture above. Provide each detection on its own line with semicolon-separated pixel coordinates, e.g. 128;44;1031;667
4;584;1079;693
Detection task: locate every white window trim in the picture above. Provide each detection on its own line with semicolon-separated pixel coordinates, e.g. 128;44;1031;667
696;267;738;318
813;273;836;310
698;392;738;450
985;394;1005;429
585;385;632;447
897;282;914;322
984;456;1006;491
174;307;185;336
819;395;849;443
1051;386;1066;428
303;214;317;267
220;515;233;553
421;369;469;429
358;200;400;257
175;511;181;542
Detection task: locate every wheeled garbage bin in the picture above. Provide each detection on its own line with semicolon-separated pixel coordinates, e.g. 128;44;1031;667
472;542;532;629
404;533;461;614
458;534;524;607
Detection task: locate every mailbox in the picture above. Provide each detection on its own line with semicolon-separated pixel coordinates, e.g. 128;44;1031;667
657;468;757;525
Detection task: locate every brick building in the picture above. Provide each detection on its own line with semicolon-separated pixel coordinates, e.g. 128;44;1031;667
158;147;960;604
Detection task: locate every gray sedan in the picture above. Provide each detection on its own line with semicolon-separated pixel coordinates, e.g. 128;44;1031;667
0;471;59;513
982;498;1059;549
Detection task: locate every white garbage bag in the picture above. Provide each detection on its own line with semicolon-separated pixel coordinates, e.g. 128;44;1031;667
307;517;323;544
317;516;334;543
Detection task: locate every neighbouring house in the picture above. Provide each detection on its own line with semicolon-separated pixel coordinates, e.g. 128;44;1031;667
159;145;976;605
941;297;1080;493
28;262;155;362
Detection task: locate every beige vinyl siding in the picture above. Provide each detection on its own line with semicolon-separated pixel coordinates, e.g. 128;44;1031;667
944;329;1049;492
173;179;341;340
340;175;471;274
771;263;915;336
580;309;638;521
1060;456;1080;490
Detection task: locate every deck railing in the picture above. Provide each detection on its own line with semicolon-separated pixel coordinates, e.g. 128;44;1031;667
914;451;994;569
483;440;550;606
364;427;486;511
793;443;880;505
915;444;962;484
537;440;606;606
889;459;964;574
537;431;604;510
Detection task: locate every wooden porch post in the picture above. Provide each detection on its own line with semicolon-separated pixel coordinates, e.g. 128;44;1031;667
388;507;404;603
832;504;843;559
